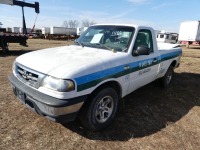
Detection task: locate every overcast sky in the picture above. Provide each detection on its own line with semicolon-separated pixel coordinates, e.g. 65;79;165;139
0;0;200;32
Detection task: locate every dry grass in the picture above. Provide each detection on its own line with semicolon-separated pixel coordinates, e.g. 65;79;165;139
0;39;200;150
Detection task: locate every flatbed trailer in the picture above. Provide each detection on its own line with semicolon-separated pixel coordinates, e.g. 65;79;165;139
0;0;39;53
0;33;28;53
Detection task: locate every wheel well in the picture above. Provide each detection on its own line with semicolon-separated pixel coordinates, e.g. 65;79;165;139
171;60;177;68
88;81;122;100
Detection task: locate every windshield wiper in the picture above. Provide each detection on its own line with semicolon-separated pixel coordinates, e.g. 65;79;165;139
90;43;116;52
74;41;84;47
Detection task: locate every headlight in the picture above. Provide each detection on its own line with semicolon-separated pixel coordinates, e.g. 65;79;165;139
42;76;75;92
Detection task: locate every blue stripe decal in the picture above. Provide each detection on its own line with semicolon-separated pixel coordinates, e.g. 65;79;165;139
160;50;182;59
75;57;155;85
75;65;124;85
75;50;182;86
129;57;155;68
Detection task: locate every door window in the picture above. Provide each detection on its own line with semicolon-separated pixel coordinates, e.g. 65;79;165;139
133;29;154;53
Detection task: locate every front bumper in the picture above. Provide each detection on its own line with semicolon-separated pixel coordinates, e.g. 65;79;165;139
8;74;87;123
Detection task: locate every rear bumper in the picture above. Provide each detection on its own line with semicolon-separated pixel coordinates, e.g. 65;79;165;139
8;74;87;123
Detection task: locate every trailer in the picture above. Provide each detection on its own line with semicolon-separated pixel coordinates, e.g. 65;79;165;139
0;28;6;32
19;28;32;34
178;21;200;48
77;27;88;36
0;33;28;52
157;31;178;44
50;27;77;36
12;27;20;33
42;27;50;35
0;0;39;53
42;27;78;40
6;27;12;33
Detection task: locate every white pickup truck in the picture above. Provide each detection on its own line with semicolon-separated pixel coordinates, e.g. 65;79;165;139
9;24;182;131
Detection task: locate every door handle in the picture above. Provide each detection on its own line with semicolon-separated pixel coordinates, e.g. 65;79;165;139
153;58;158;63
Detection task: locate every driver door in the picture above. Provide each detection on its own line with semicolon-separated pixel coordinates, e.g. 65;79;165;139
128;29;160;94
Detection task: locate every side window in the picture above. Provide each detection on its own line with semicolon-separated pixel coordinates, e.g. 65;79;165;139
160;34;164;38
133;29;154;53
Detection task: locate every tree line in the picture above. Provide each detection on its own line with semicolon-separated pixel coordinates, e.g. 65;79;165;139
62;19;96;28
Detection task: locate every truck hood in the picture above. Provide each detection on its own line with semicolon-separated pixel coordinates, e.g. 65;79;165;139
16;45;123;78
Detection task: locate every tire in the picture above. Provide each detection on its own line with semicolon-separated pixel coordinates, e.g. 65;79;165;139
79;87;119;131
160;66;174;88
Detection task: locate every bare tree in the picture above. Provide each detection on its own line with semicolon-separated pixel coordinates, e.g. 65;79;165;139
0;22;3;28
62;20;79;28
81;19;96;27
62;21;69;28
68;20;79;28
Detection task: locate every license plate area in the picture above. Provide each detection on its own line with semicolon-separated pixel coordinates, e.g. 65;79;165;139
13;86;26;103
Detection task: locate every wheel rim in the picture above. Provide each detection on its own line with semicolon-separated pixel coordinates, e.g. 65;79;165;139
166;70;172;84
95;96;114;123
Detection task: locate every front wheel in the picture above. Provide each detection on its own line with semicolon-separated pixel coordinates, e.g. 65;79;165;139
79;87;119;131
159;66;174;88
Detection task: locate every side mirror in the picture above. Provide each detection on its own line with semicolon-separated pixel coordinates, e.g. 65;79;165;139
133;45;150;56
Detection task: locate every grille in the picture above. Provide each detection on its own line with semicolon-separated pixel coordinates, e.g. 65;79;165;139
17;66;39;87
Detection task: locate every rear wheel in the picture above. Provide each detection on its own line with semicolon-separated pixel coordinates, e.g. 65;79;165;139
79;87;119;131
160;66;174;88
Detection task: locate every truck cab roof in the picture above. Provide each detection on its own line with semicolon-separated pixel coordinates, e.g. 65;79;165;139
92;24;155;30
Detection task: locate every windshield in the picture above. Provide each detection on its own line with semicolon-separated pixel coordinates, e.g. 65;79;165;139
76;25;135;52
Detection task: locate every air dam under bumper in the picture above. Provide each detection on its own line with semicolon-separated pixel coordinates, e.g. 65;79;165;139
8;74;87;123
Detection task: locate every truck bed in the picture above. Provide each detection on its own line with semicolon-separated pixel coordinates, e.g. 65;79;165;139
157;43;180;50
